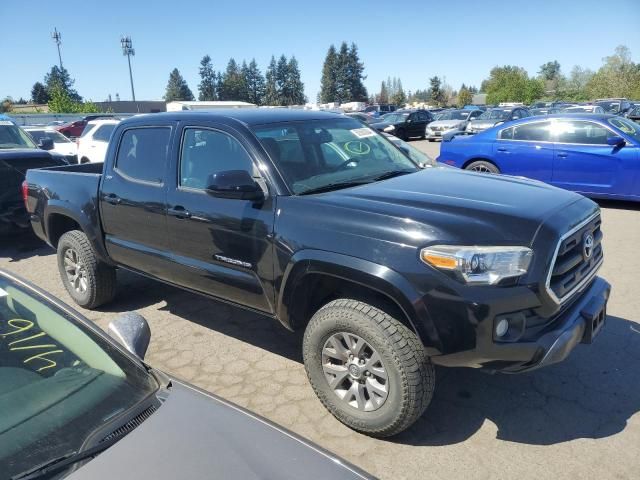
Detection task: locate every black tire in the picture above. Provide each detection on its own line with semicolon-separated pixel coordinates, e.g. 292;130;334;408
80;157;90;164
57;230;116;309
396;128;407;141
465;160;500;174
303;299;435;437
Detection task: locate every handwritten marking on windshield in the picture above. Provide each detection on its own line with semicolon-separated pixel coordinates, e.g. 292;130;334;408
1;318;63;372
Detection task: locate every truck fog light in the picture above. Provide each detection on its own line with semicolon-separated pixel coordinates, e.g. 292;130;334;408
495;318;509;337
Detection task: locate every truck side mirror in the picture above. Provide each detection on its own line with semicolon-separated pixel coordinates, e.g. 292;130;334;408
108;312;151;360
38;138;54;151
206;170;264;201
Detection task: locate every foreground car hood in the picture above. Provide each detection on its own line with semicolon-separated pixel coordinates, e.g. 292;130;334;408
71;381;370;480
305;168;588;246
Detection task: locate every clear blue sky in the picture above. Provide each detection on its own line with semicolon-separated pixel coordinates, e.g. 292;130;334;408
1;0;639;103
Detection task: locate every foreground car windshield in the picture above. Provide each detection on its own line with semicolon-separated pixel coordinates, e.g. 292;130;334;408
608;117;640;142
479;109;510;120
438;110;470;121
0;122;37;149
0;275;157;478
28;130;72;144
253;118;419;194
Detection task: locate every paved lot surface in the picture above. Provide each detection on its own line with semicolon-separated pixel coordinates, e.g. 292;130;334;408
2;140;639;480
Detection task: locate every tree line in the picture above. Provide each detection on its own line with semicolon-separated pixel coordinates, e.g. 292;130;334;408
164;54;306;106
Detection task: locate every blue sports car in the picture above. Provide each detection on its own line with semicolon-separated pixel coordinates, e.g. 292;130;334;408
437;113;640;201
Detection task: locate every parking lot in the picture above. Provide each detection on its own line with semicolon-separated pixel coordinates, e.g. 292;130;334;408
1;140;639;480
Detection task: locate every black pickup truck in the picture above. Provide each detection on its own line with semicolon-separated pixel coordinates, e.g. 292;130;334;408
25;110;610;437
0;116;67;233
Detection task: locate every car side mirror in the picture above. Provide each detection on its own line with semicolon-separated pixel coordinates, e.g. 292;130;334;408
108;312;151;360
206;170;264;201
607;136;625;147
38;137;54;151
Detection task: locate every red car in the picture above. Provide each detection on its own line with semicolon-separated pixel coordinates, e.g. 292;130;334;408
56;115;117;138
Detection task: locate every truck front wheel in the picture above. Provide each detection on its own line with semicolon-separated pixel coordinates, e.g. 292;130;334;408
57;230;116;309
302;299;434;437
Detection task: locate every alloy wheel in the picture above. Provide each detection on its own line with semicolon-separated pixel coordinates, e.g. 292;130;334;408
63;248;88;294
322;332;389;412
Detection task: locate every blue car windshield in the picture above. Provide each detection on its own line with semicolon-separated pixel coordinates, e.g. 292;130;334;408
608;117;640;142
479;110;510;120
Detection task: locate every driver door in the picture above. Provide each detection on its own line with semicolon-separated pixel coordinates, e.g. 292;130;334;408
165;123;276;313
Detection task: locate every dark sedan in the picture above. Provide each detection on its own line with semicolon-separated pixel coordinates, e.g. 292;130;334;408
0;269;373;480
370;109;434;140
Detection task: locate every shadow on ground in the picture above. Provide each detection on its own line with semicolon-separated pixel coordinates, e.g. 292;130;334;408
0;230;51;262
99;272;640;447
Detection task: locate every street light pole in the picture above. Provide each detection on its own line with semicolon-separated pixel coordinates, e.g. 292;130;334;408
120;36;136;102
51;28;63;70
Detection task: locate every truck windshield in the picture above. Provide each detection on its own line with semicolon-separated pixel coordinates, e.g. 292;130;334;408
253;118;419;194
0;274;158;479
0;122;37;149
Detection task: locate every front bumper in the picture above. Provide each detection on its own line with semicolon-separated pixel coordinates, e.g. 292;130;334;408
431;277;611;373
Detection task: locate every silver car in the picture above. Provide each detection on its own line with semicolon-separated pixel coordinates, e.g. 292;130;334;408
425;109;483;140
466;107;531;133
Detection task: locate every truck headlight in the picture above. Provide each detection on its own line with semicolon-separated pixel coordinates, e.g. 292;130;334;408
420;245;533;285
384;125;395;132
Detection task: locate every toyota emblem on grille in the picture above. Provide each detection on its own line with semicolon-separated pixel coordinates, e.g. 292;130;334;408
583;233;594;259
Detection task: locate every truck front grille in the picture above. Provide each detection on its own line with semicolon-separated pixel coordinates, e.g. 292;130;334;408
546;213;602;304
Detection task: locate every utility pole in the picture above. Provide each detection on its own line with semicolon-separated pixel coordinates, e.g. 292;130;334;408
51;28;63;70
120;36;136;102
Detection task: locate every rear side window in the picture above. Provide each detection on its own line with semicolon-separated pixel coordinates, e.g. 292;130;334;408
92;124;116;142
512;122;551;142
115;127;170;183
80;124;94;138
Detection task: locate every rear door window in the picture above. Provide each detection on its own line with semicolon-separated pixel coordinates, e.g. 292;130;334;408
92;124;116;142
115;127;171;183
512;122;552;142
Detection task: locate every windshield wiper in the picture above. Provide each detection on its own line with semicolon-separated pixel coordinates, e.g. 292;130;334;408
298;180;371;195
370;169;415;181
11;434;122;480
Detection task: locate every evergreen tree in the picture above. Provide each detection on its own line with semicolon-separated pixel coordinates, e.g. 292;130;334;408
219;58;247;101
264;56;279;105
275;55;289;105
243;58;266;105
198;55;217;101
31;82;50;104
334;42;350;103
319;45;338;103
164;68;194;101
390;79;406;106
429;76;444;105
346;43;367;102
457;86;473;107
44;66;81;102
378;81;388;103
286;57;306;105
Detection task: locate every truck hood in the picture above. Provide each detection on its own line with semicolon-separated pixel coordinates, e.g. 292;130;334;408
71;380;369;480
307;167;586;246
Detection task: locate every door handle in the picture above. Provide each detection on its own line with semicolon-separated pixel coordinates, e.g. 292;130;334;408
103;193;121;205
557;152;568;158
167;206;191;219
497;147;509;152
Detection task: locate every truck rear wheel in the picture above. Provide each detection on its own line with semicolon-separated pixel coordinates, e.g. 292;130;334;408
303;299;434;437
57;230;116;309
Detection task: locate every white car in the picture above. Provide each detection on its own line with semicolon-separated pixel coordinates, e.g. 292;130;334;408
24;127;78;163
425;109;483;141
77;119;119;163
